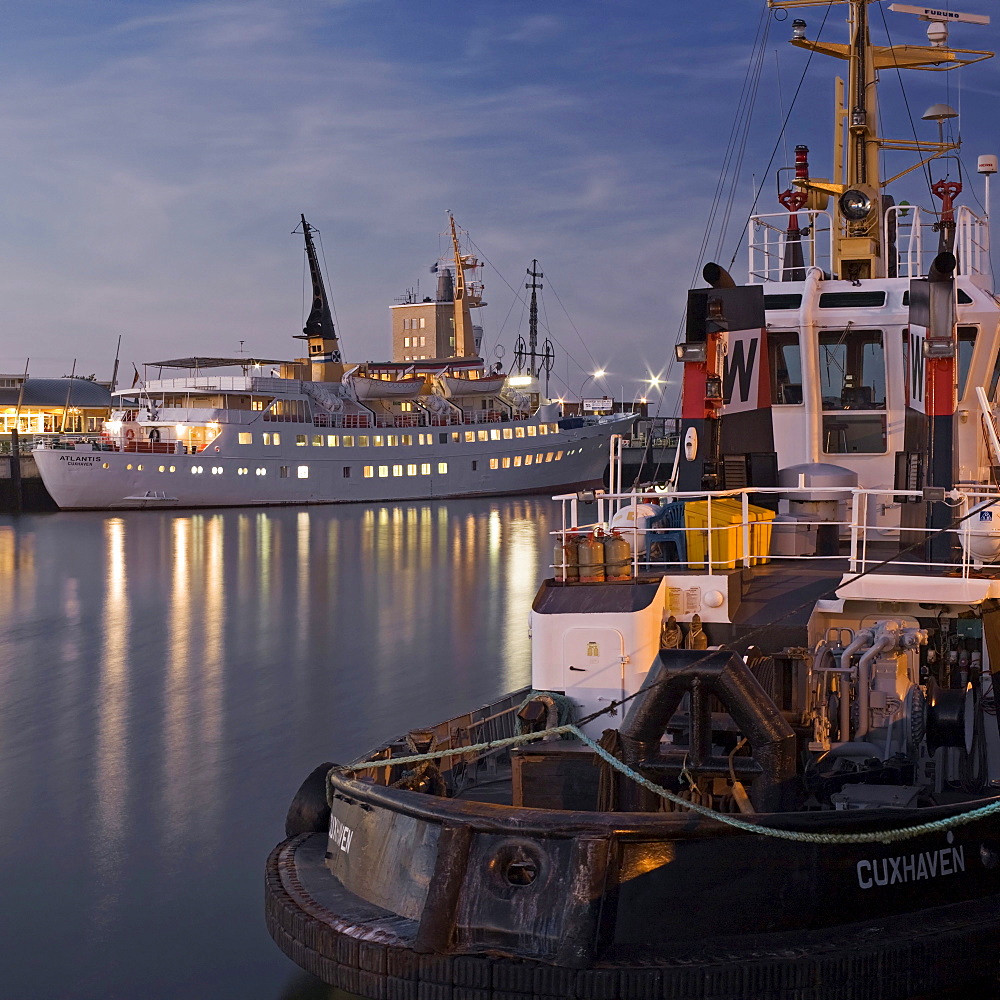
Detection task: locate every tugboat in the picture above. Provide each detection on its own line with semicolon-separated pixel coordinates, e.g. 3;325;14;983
266;4;1000;997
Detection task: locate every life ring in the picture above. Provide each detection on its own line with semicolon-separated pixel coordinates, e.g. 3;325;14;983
125;428;135;441
148;428;161;443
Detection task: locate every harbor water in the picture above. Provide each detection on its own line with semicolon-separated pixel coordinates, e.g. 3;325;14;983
0;499;552;1000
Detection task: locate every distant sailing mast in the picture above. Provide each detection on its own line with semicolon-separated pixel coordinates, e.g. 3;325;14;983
294;215;345;382
770;0;991;279
514;260;555;395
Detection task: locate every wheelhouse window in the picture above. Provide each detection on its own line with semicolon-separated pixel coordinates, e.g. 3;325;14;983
818;329;886;410
819;328;886;454
768;331;802;405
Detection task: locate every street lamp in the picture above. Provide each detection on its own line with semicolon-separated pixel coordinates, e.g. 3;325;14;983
580;369;609;413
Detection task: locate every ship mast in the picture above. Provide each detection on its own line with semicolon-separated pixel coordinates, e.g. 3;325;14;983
770;0;991;279
514;260;556;394
447;213;484;358
296;215;345;381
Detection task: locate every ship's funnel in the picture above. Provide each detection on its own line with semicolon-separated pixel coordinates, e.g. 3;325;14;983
703;262;736;289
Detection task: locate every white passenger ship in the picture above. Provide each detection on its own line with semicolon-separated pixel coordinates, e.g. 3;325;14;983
34;217;630;509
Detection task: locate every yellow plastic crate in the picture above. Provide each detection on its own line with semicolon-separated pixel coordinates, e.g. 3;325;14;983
684;498;775;570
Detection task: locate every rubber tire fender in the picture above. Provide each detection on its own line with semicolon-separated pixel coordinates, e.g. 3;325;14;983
285;762;334;838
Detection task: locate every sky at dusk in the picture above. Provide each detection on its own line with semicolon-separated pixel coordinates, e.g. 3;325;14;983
0;0;997;407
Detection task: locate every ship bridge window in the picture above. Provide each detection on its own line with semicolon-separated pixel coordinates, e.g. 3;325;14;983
958;327;978;400
769;331;802;405
989;348;1000;402
819;328;886;454
763;293;802;310
818;329;885;410
902;288;974;306
818;291;886;309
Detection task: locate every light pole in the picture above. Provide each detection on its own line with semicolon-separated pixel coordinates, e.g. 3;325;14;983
579;368;607;414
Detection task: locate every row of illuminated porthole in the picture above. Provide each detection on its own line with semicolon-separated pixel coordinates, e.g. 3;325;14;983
489;451;563;470
363;463;443;478
241;423;560;448
114;462;308;479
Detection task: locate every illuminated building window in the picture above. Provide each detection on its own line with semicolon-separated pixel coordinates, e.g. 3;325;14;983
418;434;427;445
256;468;266;476
539;425;548;436
403;337;411;347
342;435;353;447
102;462;110;469
297;465;309;478
388;435;399;446
502;428;512;439
169;466;176;472
327;435;339;446
400;402;412;412
420;463;431;475
490;429;500;441
238;432;252;445
477;430;488;442
357;435;369;447
137;465;144;471
378;465;389;477
126;463;133;470
550;423;559;433
502;457;511;469
279;466;289;478
158;465;165;472
374;435;384;447
363;466;374;478
536;453;543;462
545;452;553;462
263;433;271;445
518;427;528;438
514;456;522;467
556;450;564;460
273;433;281;445
490;458;499;469
392;465;403;476
465;431;475;443
524;455;532;466
451;432;461;443
407;463;417;475
437;462;447;474
402;434;412;445
190;467;198;474
312;435;324;446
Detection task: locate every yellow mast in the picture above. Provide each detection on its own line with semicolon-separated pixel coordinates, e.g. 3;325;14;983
769;0;991;279
447;213;484;358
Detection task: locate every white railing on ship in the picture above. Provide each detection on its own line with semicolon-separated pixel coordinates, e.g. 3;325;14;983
883;204;987;279
126;376;295;394
551;486;1000;580
747;210;833;284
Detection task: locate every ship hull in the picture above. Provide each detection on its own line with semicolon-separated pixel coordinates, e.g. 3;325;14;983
33;418;622;509
266;763;1000;1000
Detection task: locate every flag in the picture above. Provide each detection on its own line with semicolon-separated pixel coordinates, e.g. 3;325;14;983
131;364;140;388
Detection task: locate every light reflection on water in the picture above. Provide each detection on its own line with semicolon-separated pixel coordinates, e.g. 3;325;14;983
0;498;550;1000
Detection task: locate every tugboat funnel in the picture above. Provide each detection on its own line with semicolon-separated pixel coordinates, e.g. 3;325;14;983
703;262;736;288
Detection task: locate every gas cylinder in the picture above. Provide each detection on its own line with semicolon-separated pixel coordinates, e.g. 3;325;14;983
604;529;632;581
577;531;606;583
554;531;580;582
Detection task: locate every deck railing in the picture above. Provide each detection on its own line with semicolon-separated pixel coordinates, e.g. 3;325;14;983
552;485;1000;581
